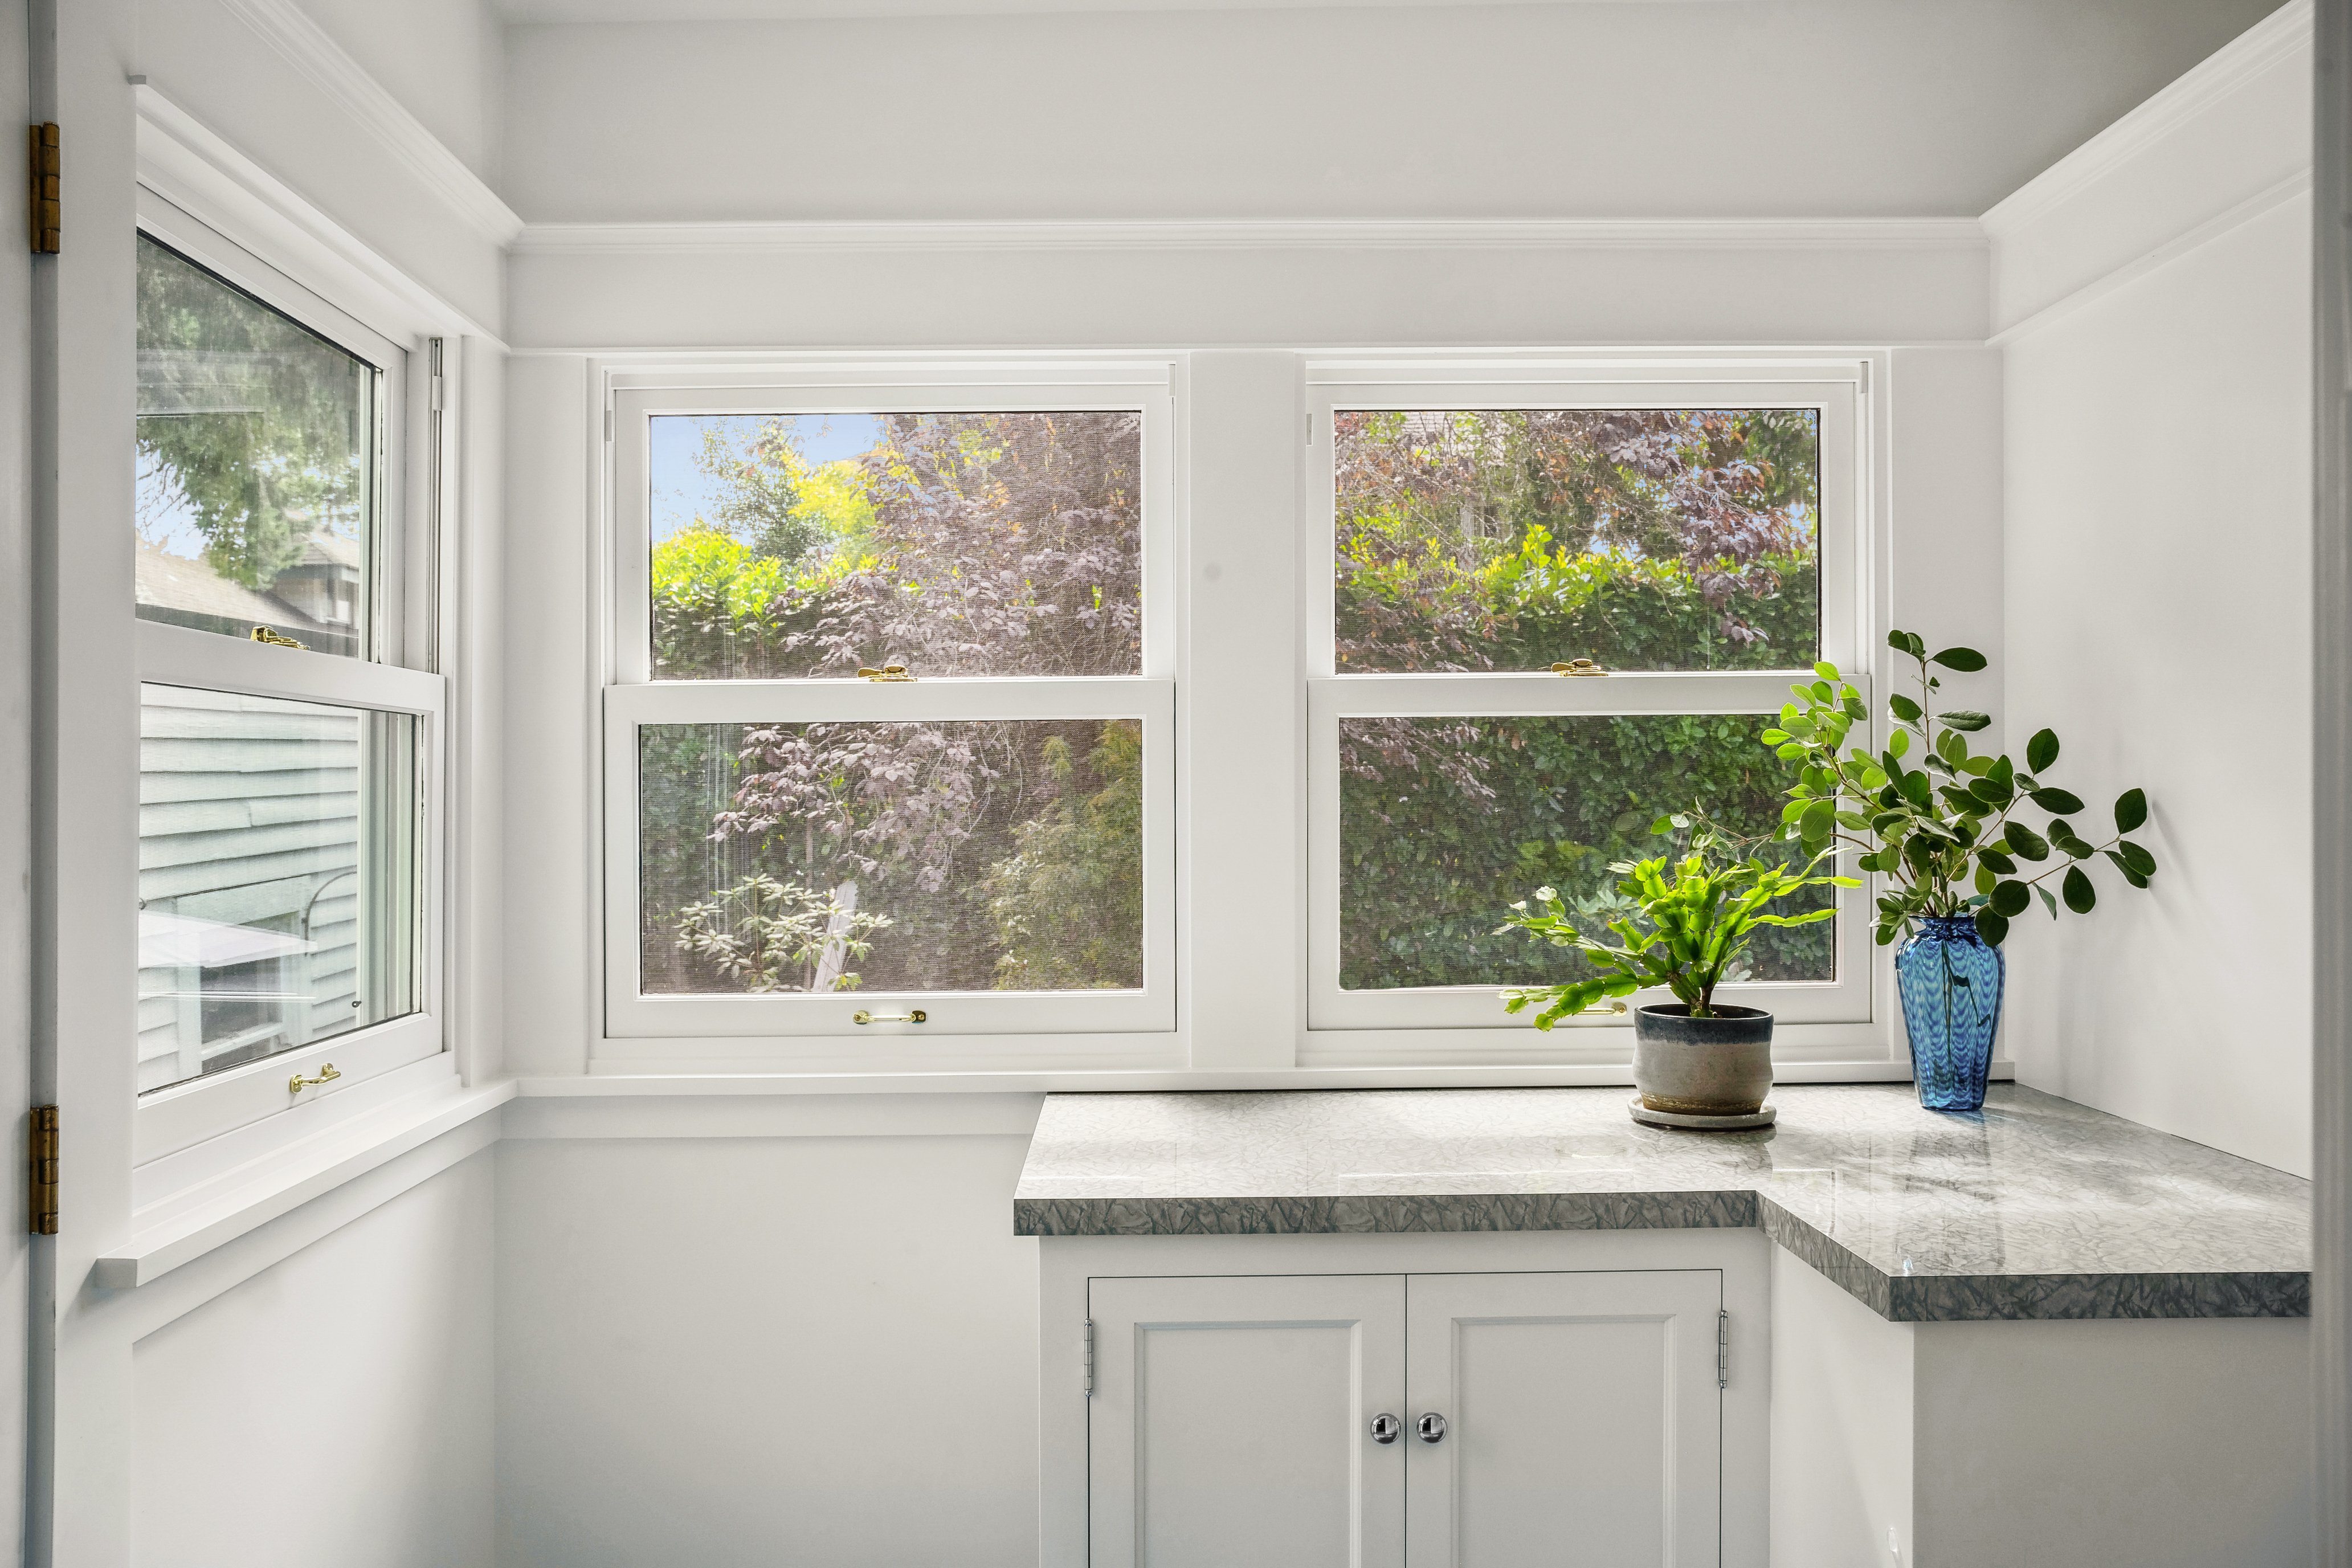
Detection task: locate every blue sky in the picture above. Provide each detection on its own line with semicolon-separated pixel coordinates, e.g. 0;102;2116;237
649;414;883;544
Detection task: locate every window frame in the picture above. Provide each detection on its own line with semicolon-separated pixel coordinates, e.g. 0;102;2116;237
1303;364;1881;1057
129;194;449;1162
601;366;1179;1051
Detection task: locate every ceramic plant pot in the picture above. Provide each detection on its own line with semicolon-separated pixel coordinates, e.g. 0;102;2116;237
1631;1003;1775;1117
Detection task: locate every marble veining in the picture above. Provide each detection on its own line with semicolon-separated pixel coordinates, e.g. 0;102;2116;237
1013;1084;2311;1322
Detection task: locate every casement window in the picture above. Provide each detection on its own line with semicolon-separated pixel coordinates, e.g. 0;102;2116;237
602;366;1176;1055
132;191;445;1157
1304;363;1877;1057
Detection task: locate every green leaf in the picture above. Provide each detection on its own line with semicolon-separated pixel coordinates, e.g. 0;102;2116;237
2114;788;2147;833
1649;816;1675;835
1988;880;2030;917
1887;729;1910;759
1977;847;2017;875
1843;696;1869;721
1888;630;1925;658
1936;710;1991;732
1759;729;1789;744
2003;823;2050;862
2117;839;2157;877
2104;850;2151;890
1888;693;1923;724
1974;909;2009;946
1814;662;1840;682
2062;865;2096;914
2027;728;2060;772
1799;799;1838;845
2037;884;2059;918
1930;647;1988;672
1777;743;1807;761
2028;787;2085;814
1898;770;1933;809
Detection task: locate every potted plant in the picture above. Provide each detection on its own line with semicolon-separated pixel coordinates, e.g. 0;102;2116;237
1498;819;1856;1128
1769;630;2158;1111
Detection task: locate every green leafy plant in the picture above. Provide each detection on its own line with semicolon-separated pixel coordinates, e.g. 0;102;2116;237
1770;630;2158;948
673;874;891;993
1497;818;1856;1028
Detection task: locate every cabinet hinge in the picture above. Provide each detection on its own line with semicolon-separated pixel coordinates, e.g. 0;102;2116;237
28;124;60;254
1716;1308;1729;1390
30;1106;58;1235
1082;1318;1095;1399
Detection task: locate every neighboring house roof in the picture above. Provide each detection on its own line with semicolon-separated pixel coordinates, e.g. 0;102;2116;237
285;529;363;571
135;540;332;632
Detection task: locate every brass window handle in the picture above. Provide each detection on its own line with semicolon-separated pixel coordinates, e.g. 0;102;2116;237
289;1063;341;1095
852;1010;927;1025
250;626;305;649
856;663;914;682
1551;659;1606;677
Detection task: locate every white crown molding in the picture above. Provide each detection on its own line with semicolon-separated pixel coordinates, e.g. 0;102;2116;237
215;0;524;249
511;216;1987;257
1988;167;2310;348
1981;0;2313;238
135;85;505;348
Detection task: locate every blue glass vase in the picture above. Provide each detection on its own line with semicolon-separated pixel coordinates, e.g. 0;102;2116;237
1894;915;2005;1112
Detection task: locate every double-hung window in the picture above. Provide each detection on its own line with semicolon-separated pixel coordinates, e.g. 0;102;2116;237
603;365;1176;1060
132;191;444;1157
1305;362;1874;1059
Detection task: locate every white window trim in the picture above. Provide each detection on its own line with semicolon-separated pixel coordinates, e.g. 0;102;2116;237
1301;364;1890;1064
600;366;1179;1057
130;193;452;1161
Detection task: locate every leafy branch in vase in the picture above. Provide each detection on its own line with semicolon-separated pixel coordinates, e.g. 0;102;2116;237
1771;629;2158;946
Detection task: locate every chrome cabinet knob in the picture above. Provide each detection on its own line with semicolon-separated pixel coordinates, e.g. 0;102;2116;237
1369;1413;1401;1444
1416;1412;1448;1444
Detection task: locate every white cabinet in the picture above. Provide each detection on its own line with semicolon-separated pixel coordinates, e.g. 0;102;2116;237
1404;1271;1723;1568
1083;1269;1723;1568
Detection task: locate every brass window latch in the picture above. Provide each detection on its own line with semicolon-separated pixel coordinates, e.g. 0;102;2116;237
289;1063;341;1095
1551;659;1606;677
852;1010;926;1024
250;626;305;649
856;663;914;682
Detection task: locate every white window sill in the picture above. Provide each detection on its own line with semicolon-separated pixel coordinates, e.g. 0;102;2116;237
96;1073;514;1289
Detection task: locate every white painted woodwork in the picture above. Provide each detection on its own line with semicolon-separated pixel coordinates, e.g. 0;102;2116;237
1088;1273;1407;1568
1405;1271;1724;1568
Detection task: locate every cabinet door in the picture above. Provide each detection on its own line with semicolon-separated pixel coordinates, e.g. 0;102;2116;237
1088;1273;1406;1568
1404;1271;1723;1568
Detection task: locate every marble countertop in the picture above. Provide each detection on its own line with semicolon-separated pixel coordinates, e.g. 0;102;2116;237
1013;1084;2311;1322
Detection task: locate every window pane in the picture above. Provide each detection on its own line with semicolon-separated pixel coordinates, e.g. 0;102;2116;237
1333;410;1819;673
1338;714;1833;993
136;236;378;658
648;411;1142;680
639;718;1144;994
137;686;421;1092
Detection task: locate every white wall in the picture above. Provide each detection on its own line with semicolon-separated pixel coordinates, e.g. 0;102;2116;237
498;1;2271;225
1767;1246;1914;1568
130;1151;496;1568
1996;3;2314;1174
1912;1317;2314;1567
494;1099;1044;1567
294;0;507;186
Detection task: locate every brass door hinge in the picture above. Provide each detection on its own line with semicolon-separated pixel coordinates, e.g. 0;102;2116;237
27;124;58;254
30;1106;58;1235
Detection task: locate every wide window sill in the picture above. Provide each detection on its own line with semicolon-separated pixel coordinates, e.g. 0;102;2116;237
96;1070;513;1289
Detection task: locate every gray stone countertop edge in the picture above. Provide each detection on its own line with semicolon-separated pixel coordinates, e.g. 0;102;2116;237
1012;1190;2312;1324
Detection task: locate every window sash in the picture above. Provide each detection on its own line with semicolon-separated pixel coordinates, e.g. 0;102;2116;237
1303;368;1876;1044
1305;374;1861;680
1305;671;1876;1034
604;677;1177;1038
130;623;448;1162
607;373;1175;687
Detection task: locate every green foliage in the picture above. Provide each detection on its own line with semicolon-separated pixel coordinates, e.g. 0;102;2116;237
1773;630;2158;948
983;722;1146;990
135;236;370;589
673;873;889;993
1498;818;1854;1026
